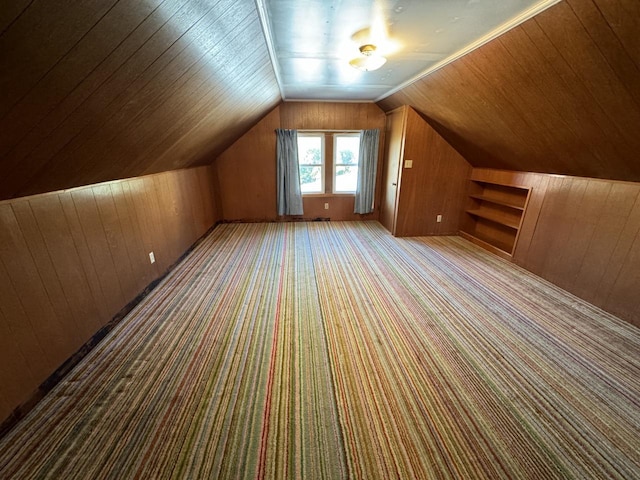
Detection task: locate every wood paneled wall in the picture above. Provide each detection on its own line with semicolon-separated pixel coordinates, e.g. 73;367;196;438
0;0;281;200
215;102;387;222
389;107;472;237
0;166;219;422
471;169;640;327
377;0;640;182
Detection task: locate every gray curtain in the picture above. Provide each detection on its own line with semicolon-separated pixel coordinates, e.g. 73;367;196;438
354;129;380;214
276;129;304;216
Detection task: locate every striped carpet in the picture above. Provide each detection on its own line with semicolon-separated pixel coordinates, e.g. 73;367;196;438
0;221;638;479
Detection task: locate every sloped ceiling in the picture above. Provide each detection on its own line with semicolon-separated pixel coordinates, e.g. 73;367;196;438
1;1;639;202
377;0;640;182
0;0;281;200
260;0;558;101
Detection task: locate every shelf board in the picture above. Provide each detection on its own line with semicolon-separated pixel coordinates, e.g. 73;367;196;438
459;231;513;260
465;209;520;229
470;178;531;191
468;194;525;210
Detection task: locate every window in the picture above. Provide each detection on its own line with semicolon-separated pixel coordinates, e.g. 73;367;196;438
333;134;360;193
297;131;361;194
298;134;324;194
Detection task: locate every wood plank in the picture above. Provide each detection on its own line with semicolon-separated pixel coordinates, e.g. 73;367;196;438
0;260;45;386
490;36;571;173
154;175;182;266
0;306;36;422
92;183;138;304
378;2;640;182
0;0;280;200
538;178;590;287
520;18;636;179
26;0;227;192
140;63;279;175
567;0;640;107
0;0;31;35
592;188;640;308
129;26;275;176
512;175;547;261
592;0;640;69
499;25;611;178
0;0;192;198
131;178;163;267
0;169;220;421
186;168;207;237
70;187;125;314
110;182;152;295
605;226;640;326
141;176;170;272
25;5;278;196
0;0;118;118
0;203;71;371
534;2;640;158
465;208;520;230
122;177;161;280
58;191;111;325
11;198;85;342
0;387;10;426
178;169;199;243
516;175;565;275
203;164;221;225
0;0;165;159
553;179;612;292
573;182;640;301
75;2;257;180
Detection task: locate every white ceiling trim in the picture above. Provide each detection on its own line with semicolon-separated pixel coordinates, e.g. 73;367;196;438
283;98;378;104
374;0;562;102
254;0;286;100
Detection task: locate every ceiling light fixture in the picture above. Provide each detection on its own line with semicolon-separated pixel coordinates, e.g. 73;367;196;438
349;44;387;71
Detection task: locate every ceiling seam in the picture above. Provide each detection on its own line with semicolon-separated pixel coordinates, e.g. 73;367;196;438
254;0;286;101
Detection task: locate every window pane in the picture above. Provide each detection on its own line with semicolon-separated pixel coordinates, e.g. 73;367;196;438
300;166;322;193
298;136;322;165
335;135;360;166
334;165;358;193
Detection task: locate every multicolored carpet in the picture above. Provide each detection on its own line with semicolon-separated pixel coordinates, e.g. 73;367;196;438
1;221;638;479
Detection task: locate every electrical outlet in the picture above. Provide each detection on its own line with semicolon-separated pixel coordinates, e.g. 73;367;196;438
436;214;442;223
404;159;413;169
149;252;155;264
324;203;329;209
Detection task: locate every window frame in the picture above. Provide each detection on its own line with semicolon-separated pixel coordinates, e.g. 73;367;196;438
332;132;361;194
297;132;325;195
297;130;361;196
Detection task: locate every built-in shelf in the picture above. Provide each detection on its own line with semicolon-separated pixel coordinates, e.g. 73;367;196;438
460;180;531;259
468;194;525;210
465;208;520;229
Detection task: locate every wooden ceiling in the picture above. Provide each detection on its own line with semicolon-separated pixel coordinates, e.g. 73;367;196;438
1;0;639;202
378;0;640;182
0;0;281;200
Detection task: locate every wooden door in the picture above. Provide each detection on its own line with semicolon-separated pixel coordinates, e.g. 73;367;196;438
379;107;407;234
